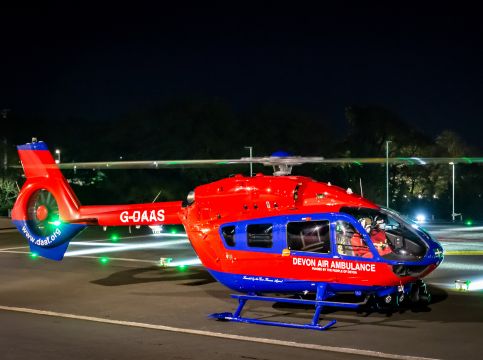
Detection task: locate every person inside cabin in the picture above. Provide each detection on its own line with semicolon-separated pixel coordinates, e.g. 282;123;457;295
369;217;392;256
349;218;372;258
336;220;372;258
358;216;392;256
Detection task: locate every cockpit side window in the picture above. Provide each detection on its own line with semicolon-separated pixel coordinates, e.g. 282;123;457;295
221;225;236;247
247;224;273;248
335;220;373;258
287;220;331;254
340;207;428;260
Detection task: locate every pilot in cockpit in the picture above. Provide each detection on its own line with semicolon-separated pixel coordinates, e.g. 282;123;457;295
362;217;392;256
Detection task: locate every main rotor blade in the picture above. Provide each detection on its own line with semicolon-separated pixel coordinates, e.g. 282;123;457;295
9;156;483;170
321;157;483;165
55;156;328;169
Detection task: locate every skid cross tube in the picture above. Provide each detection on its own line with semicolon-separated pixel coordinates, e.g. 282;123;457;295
210;285;363;330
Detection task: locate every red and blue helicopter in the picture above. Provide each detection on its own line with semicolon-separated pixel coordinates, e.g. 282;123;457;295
11;140;451;330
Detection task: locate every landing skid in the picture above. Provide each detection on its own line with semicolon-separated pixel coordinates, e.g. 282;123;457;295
210;284;365;331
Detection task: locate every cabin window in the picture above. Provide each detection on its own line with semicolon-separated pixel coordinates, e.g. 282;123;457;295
287;220;331;254
335;220;373;258
247;224;273;248
221;225;236;247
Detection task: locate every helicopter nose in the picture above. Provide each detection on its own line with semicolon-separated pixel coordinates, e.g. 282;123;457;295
432;243;444;264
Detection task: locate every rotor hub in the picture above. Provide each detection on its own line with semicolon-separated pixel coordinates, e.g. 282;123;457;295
36;205;48;222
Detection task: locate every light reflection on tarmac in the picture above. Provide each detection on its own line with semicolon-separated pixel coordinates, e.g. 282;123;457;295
422;224;483;291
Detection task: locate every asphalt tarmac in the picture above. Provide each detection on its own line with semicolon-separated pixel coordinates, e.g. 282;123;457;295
0;224;482;360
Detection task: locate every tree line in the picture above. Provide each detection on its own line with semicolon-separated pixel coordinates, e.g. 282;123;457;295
1;99;482;220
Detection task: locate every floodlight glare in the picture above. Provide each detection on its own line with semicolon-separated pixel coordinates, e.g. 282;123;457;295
415;214;426;223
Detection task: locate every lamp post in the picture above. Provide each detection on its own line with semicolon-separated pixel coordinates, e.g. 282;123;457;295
1;109;10;180
386;140;392;208
2;138;6;173
450;162;456;221
244;146;253;177
55;149;61;164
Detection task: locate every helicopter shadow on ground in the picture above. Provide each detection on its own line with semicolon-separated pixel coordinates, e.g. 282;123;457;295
91;266;216;287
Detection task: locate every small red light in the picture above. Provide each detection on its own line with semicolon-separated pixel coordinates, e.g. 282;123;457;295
36;205;48;221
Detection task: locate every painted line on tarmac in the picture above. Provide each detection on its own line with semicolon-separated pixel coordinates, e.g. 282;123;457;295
439;262;483;271
0;250;160;264
0;250;33;254
444;250;483;255
0;245;29;251
0;305;437;360
0;229;18;233
431;226;483;232
66;255;158;264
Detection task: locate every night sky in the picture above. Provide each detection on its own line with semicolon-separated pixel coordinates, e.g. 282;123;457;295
2;3;482;147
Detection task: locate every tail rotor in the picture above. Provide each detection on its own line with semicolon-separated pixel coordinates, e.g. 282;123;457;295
26;189;61;237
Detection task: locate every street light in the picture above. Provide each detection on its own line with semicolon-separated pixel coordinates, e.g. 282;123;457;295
55;149;61;164
2;138;6;172
244;146;253;177
386;140;392;208
449;162;459;221
1;109;11;177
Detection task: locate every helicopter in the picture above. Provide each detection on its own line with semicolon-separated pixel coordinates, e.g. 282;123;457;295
11;140;458;331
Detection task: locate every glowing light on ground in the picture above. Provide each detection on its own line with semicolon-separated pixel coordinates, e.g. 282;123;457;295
168;257;202;267
149;225;163;235
452;278;483;291
469;279;483;291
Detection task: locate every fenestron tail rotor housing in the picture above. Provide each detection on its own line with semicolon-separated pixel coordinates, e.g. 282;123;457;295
26;189;60;237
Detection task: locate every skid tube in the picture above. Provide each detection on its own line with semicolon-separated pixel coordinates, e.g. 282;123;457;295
210;284;364;331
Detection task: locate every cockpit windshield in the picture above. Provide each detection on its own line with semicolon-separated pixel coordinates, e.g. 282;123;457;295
340;207;428;260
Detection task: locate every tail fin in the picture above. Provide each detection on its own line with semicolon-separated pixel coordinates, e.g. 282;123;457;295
11;141;86;260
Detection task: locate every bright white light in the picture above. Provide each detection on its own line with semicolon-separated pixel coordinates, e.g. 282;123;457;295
455;279;470;291
416;214;426;223
453;279;483;291
149;225;163;235
168;257;202;267
469;279;483;291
